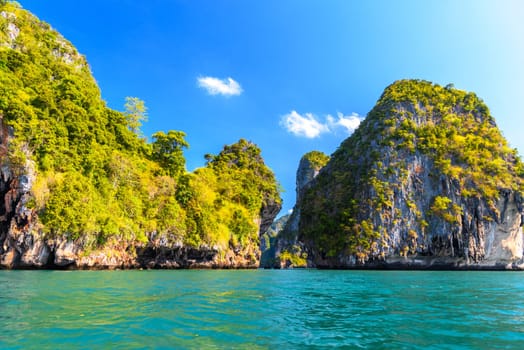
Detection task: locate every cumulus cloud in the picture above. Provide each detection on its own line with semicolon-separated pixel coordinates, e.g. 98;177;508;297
280;111;363;138
197;76;243;96
326;112;362;134
279;111;329;138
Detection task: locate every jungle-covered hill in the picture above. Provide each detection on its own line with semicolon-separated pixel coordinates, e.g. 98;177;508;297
0;2;281;268
279;79;524;269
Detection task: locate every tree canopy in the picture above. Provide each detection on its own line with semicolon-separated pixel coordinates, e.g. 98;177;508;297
0;2;281;256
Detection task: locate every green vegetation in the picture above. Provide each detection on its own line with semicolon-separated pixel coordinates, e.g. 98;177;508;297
299;79;524;262
177;139;281;250
151;130;188;177
429;195;462;224
303;150;330;170
381;79;524;200
0;3;281;255
278;248;307;268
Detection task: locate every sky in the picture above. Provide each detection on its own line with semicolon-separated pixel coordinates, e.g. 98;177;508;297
20;0;524;216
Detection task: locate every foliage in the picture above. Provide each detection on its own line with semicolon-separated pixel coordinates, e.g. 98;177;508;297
380;79;523;199
303;150;330;170
0;3;281;255
207;139;281;210
430;196;462;224
173;140;280;251
151;130;188;177
299;79;524;262
124;97;147;134
278;249;307;268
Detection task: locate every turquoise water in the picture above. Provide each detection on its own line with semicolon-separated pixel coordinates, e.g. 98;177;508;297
1;270;523;349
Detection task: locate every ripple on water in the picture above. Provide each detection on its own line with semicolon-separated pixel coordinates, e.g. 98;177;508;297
1;270;524;349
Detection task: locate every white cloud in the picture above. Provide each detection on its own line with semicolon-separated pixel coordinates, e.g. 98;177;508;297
281;111;363;138
327;112;362;134
280;111;329;138
197;76;242;96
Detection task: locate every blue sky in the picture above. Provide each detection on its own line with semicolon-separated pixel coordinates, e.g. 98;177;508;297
20;0;524;216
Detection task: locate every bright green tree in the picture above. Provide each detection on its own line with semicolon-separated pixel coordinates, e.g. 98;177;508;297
152;130;189;177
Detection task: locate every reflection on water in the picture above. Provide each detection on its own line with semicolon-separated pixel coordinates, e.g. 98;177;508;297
1;270;524;349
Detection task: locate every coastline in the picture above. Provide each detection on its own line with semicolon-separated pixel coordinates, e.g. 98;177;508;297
3;254;524;271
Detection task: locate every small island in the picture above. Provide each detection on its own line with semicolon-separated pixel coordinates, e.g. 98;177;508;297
268;80;524;270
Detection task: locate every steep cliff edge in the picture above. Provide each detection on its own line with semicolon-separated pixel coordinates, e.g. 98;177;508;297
0;3;281;269
259;214;289;267
297;80;524;269
262;151;329;268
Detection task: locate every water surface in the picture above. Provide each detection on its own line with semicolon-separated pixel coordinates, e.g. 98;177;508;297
1;270;523;349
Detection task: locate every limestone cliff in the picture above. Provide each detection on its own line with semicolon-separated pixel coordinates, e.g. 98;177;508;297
0;3;281;269
0;117;281;269
266;151;329;268
260;214;289;268
297;80;524;269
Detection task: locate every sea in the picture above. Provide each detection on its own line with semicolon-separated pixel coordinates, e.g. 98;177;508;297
0;269;523;349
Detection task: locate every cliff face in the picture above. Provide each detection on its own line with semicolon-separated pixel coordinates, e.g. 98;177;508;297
297;80;524;269
265;151;329;268
0;119;281;269
260;214;289;268
0;120;43;267
0;3;281;269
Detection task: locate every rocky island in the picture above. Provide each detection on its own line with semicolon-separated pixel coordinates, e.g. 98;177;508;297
271;80;524;270
0;2;281;269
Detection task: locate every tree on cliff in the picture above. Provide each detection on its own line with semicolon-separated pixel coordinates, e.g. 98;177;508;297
152;130;189;177
124;97;147;134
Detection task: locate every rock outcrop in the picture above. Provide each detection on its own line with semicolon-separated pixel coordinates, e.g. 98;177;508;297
267;151;329;268
0;121;280;269
0;120;41;268
260;214;289;268
296;80;524;269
